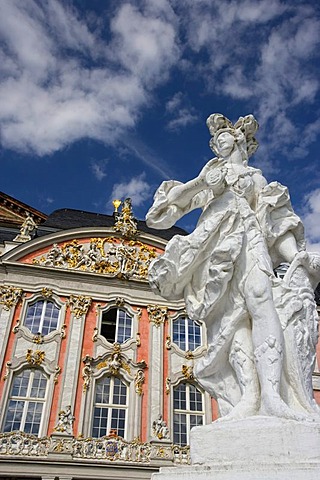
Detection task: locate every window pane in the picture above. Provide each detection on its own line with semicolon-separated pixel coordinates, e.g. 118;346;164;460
3;400;24;432
92;407;108;438
95;377;110;404
116;310;132;344
41;301;59;336
187;318;201;351
112;378;127;405
189;384;203;412
24;402;43;435
173;317;186;351
173;383;186;410
101;309;117;342
111;408;126;437
173;413;187;446
30;371;47;399
25;301;43;334
12;370;30;397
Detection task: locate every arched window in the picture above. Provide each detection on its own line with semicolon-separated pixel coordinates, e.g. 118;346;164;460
2;369;48;435
24;299;60;335
173;382;204;446
100;308;132;344
172;316;202;351
92;376;128;438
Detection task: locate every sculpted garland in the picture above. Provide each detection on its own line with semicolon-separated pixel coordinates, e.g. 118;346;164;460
146;113;320;421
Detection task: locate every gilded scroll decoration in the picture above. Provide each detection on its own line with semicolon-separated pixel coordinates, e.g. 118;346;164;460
147;305;168;327
182;365;194;380
96;343;131;375
113;198;138;238
41;287;53;298
54;366;61;384
26;349;45;366
32;237;157;281
69;295;92;319
134;369;145;395
32;333;44;344
0;286;23;311
82;355;93;392
165;377;171;395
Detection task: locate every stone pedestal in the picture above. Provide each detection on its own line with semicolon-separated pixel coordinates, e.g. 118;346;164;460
152;417;320;480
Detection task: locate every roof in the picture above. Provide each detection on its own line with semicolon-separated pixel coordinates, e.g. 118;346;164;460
39;208;187;241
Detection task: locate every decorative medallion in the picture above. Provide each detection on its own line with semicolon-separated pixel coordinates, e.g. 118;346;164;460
32;237;157;281
0;286;23;311
147;305;168;327
26;349;45;366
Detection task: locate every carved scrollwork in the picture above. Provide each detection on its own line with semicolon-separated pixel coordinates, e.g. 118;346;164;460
136;332;141;346
33;333;44;344
92;327;98;342
182;365;194;380
82;355;93;392
32;237;157;281
134;369;145;395
165;335;172;350
60;323;67;339
69;295;92;319
3;361;12;381
0;286;23;311
96;343;131;375
165;377;171;395
54;366;61;384
41;287;53;298
147;305;168;327
26;349;45;366
12;319;21;334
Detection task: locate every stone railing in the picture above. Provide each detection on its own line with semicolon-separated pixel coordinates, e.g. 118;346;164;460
0;431;190;465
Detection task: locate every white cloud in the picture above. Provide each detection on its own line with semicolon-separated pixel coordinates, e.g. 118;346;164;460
91;161;107;181
0;0;180;157
110;173;152;207
165;92;198;131
302;188;320;253
174;0;320;162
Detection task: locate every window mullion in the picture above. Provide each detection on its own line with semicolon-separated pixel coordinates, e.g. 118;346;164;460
20;371;33;431
185;317;189;351
115;309;120;343
39;300;47;334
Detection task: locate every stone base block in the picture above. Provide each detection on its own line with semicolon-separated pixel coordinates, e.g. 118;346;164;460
152;416;320;480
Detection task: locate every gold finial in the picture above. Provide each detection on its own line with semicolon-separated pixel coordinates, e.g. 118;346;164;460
112;199;122;213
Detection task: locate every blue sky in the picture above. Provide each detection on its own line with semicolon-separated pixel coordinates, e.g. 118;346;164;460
0;0;320;249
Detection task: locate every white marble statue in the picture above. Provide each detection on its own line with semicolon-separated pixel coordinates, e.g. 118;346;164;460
146;113;320;422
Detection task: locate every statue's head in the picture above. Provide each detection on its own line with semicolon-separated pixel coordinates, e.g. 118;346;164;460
206;113;259;163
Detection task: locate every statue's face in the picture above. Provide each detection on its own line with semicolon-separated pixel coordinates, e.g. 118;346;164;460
216;131;235;157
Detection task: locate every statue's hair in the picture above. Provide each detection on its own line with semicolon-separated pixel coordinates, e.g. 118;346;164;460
206;113;259;160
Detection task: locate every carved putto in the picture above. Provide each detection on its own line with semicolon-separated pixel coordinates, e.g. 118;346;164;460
152;414;170;440
54;405;75;436
32;237;157;281
114;198;138;237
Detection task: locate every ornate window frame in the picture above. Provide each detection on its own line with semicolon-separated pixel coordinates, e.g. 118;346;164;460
168;373;212;447
0;355;57;437
95;299;140;349
79;347;146;441
14;290;66;343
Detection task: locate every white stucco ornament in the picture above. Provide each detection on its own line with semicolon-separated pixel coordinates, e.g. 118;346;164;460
146;113;320;424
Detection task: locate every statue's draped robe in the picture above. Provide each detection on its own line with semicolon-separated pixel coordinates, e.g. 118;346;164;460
147;164;319;416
